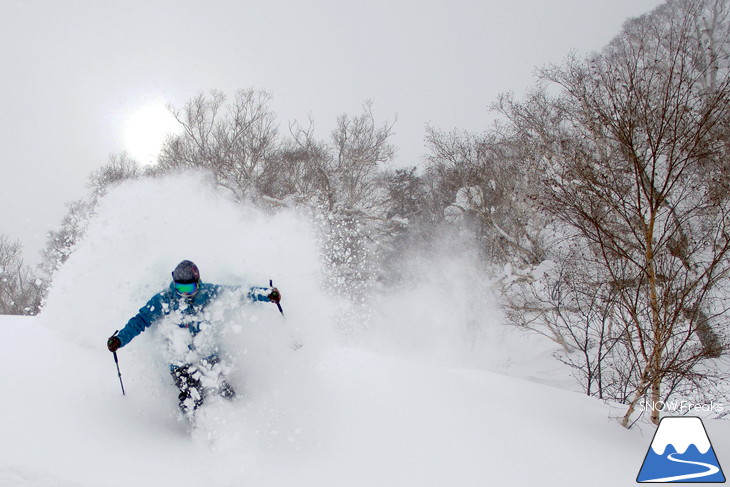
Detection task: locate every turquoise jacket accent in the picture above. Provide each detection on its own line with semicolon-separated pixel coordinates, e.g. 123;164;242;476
116;282;274;348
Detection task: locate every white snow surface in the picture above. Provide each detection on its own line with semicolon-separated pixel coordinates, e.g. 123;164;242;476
2;173;728;486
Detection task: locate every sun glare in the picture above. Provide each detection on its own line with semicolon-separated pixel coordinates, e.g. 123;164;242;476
123;104;180;166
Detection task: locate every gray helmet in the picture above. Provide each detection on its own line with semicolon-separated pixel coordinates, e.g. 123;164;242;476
172;260;200;283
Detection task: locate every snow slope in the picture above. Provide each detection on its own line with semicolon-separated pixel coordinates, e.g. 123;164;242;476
2;173;728;486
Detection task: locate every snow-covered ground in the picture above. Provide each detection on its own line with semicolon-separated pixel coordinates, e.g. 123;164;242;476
2;173;727;486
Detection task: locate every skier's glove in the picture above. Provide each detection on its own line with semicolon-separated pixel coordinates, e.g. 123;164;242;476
268;287;281;303
107;335;121;353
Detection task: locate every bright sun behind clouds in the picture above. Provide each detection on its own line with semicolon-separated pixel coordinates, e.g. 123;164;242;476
123;104;181;166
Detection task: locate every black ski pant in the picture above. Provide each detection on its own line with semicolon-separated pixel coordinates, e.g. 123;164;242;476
171;359;235;416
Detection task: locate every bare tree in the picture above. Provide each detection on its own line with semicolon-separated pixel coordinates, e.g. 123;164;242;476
262;116;334;206
87;152;141;197
424;126;550;269
0;235;42;315
498;0;730;426
159;89;279;202
329;100;397;213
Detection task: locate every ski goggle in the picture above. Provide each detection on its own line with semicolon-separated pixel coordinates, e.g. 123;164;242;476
174;281;199;296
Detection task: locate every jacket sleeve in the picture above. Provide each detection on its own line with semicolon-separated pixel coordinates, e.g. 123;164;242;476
215;284;275;303
117;294;166;347
247;286;275;302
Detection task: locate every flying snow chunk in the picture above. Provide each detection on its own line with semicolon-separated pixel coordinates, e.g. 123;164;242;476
637;417;726;483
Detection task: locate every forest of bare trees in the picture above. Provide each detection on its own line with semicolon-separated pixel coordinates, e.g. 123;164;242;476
3;0;728;427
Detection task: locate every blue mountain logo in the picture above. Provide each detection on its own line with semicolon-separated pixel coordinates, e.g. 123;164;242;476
637;417;726;483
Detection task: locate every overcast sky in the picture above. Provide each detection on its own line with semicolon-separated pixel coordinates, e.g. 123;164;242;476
1;0;663;263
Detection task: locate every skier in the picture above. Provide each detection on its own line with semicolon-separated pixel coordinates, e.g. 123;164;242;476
106;260;281;420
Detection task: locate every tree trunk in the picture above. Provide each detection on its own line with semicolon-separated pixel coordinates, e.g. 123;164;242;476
645;214;663;425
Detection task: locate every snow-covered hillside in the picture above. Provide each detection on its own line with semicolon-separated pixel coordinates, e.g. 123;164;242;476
1;173;727;486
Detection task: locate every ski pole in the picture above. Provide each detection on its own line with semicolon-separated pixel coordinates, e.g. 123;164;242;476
112;330;126;396
271;279;300;350
270;279;284;316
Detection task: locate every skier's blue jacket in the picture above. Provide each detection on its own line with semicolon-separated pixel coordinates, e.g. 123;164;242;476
116;281;274;349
